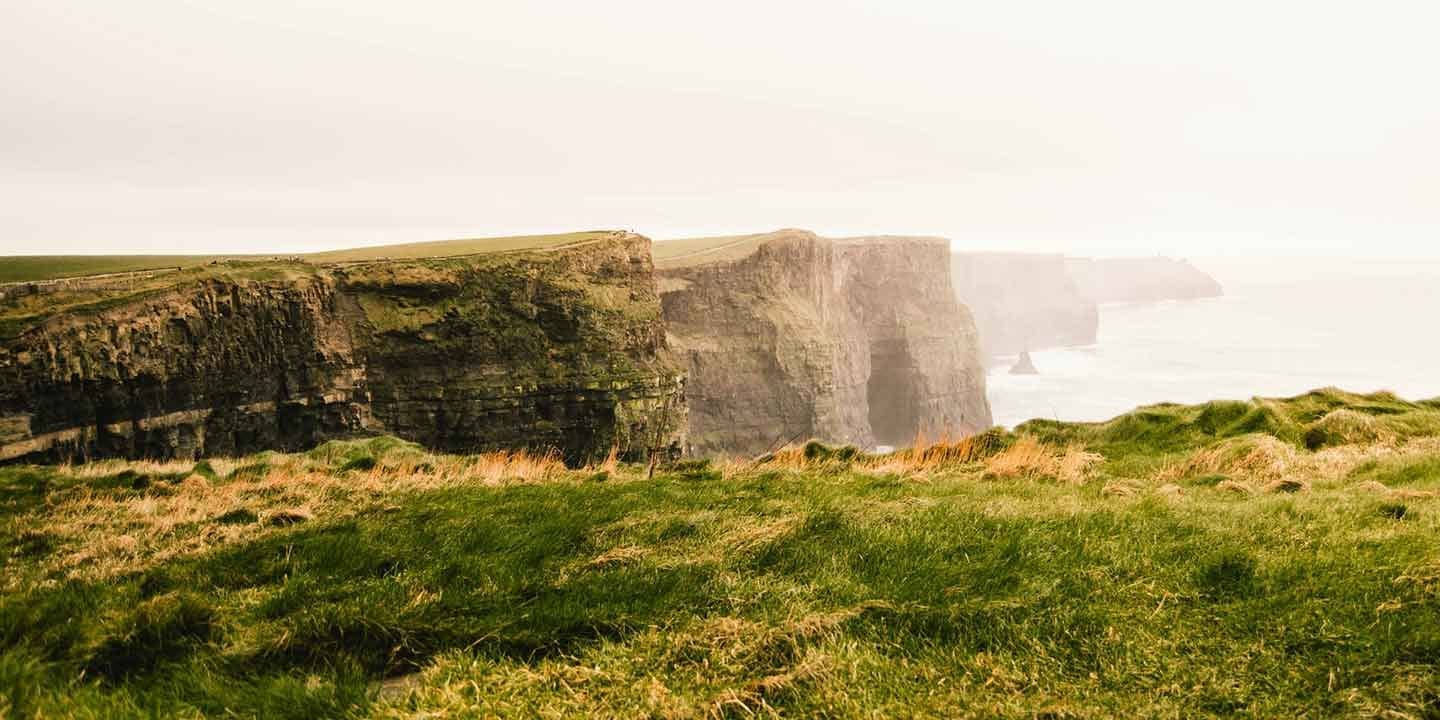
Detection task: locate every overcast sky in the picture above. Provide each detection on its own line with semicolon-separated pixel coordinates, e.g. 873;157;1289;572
3;1;1438;257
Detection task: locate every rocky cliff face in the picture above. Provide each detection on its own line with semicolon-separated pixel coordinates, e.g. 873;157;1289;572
1065;257;1223;304
951;252;1099;357
0;232;685;464
657;230;991;456
838;237;990;446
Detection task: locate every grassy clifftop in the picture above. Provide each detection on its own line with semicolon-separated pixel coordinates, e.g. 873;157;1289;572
0;231;616;284
6;389;1440;717
652;231;789;268
0;231;625;341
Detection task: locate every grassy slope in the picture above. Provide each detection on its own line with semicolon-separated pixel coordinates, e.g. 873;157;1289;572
0;232;614;284
652;232;781;268
302;231;613;263
0;256;235;284
6;390;1440;717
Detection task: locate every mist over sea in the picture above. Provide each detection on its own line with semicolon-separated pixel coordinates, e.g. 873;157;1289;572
985;257;1440;428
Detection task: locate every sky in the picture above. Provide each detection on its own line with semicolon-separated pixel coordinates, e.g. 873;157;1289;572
3;1;1438;257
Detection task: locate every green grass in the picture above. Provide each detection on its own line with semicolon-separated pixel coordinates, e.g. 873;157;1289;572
6;392;1440;717
0;232;616;284
1019;387;1440;475
653;231;790;268
302;231;615;263
0;256;235;283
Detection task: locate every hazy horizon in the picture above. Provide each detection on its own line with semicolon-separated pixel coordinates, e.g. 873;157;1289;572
5;1;1439;258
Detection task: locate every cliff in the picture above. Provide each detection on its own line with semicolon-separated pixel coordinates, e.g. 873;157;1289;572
1065;257;1223;304
656;230;990;456
836;237;991;445
0;231;685;464
951;252;1099;357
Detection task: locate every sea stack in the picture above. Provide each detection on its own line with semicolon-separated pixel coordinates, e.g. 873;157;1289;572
1010;350;1039;375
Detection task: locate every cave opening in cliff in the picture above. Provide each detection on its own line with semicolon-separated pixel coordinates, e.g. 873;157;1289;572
865;339;919;447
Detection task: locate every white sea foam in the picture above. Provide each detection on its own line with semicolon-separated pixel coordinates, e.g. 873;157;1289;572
985;259;1440;428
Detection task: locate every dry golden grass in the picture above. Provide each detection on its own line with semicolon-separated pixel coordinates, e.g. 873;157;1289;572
718;430;1106;486
61;457;245;479
1153;435;1440;500
1101;479;1143;497
597;445;620;476
1156;435;1300;484
855;431;994;476
1216;479;1256;495
753;445;821;472
983;437;1102;484
15;447;572;585
589;544;651;568
708;650;833;718
461;448;567;483
1310;408;1399;447
719;516;802;555
1264;477;1311;494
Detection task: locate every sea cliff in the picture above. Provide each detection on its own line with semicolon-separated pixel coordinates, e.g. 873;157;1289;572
657;230;991;456
0;232;685;464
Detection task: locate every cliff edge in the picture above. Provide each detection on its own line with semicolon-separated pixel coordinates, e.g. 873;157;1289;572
656;230;991;456
0;231;685;464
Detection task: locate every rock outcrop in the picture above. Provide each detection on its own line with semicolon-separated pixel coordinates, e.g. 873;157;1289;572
656;230;991;456
836;237;991;446
1010;351;1039;375
951;252;1099;357
1065;257;1223;304
0;232;685;464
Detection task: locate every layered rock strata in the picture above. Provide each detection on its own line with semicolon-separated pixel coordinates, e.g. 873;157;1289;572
656;230;991;456
0;232;685;464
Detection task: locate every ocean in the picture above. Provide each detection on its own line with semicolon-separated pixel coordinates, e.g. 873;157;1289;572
983;257;1440;428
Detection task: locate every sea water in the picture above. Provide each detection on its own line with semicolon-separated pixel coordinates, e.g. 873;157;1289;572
984;257;1440;428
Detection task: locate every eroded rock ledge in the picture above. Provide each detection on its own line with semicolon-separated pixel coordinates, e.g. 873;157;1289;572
0;232;685;464
656;230;991;456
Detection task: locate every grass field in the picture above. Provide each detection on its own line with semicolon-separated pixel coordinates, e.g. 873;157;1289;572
0;232;616;284
5;389;1440;718
0;256;236;284
303;231;614;264
653;232;789;268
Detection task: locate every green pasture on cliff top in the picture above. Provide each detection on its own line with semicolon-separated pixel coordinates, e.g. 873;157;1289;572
0;231;615;284
6;388;1440;717
652;231;787;268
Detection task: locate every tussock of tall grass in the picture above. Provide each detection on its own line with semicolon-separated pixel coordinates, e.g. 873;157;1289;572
983;437;1102;484
1156;435;1300;485
755;431;1102;484
1155;433;1440;495
756;441;860;471
858;429;1003;474
458;449;567;484
1304;408;1401;449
